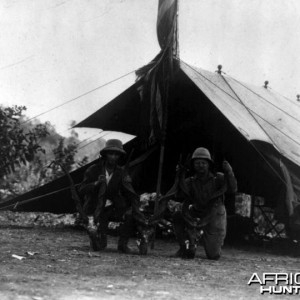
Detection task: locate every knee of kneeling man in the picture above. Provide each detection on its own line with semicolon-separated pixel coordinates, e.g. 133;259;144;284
207;253;221;260
205;247;221;260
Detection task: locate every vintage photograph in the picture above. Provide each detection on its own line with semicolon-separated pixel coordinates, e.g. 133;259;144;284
0;1;300;299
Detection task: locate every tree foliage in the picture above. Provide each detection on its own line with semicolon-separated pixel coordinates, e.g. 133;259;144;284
0;105;48;177
0;105;100;202
49;137;88;179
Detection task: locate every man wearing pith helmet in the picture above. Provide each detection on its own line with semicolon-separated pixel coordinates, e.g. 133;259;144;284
173;147;237;260
79;139;144;254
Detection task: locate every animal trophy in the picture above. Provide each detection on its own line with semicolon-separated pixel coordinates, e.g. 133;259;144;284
136;223;156;255
180;180;228;258
135;154;191;255
183;221;204;259
135;193;165;255
86;218;102;251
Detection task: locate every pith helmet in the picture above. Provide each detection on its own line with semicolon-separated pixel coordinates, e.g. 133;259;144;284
100;139;126;156
192;147;214;163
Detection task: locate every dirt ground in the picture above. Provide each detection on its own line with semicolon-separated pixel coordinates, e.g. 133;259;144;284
1;225;300;300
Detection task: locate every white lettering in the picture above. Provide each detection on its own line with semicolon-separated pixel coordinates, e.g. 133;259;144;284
273;286;283;294
250;273;300;295
263;273;275;285
293;286;300;294
248;273;262;285
260;286;272;294
294;273;300;285
282;286;293;294
275;273;288;285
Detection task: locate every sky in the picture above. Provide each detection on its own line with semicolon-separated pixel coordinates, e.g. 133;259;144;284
1;0;300;142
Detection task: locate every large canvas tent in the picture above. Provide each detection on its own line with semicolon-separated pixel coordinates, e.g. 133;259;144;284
2;0;300;236
74;59;300;234
1;59;300;236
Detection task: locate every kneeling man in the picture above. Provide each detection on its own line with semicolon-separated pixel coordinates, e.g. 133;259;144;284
173;147;237;260
79;139;144;253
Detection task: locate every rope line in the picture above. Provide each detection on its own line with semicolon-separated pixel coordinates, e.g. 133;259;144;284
2;130;112;189
220;74;280;150
268;86;300;108
0;132;116;211
180;60;296;187
181;61;300;148
77;131;111;151
21;69;136;124
36;130;107;172
227;75;300;124
76;130;104;146
37;131;111;173
219;74;288;187
0;184;80;211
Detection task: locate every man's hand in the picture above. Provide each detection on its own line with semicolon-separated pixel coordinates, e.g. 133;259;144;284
175;163;188;173
175;164;180;172
222;160;233;174
94;175;106;186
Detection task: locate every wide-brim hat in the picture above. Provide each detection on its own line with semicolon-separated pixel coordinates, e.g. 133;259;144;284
191;147;214;164
100;139;126;156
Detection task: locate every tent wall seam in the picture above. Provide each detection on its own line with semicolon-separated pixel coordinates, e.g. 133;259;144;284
181;61;300;148
228;75;300;124
180;60;287;187
219;74;288;187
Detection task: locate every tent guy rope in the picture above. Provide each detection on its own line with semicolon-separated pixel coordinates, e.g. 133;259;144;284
227;75;300;124
21;69;136;125
180;60;291;188
181;61;300;148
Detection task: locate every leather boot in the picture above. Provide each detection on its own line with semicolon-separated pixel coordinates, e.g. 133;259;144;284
99;234;107;250
172;245;186;258
184;245;196;259
117;237;133;254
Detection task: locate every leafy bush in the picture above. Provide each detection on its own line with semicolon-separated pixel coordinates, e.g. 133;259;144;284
0;105;93;202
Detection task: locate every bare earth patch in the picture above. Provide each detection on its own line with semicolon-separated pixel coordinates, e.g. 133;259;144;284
0;224;300;300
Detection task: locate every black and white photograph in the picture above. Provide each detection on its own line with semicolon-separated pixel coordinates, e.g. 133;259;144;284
1;1;300;299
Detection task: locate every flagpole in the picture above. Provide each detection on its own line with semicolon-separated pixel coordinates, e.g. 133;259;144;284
136;0;179;249
155;145;165;205
154;0;179;207
175;0;179;58
152;86;168;250
152;0;179;248
154;80;169;211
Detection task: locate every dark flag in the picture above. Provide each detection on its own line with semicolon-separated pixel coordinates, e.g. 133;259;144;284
136;0;178;145
136;0;179;244
157;0;178;50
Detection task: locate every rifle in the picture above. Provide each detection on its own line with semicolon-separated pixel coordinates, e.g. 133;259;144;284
49;161;101;251
137;154;190;253
149;153;191;224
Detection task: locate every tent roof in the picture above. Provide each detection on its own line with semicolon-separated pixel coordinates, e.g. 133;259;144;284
179;61;300;166
74;82;141;135
75;59;300;167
